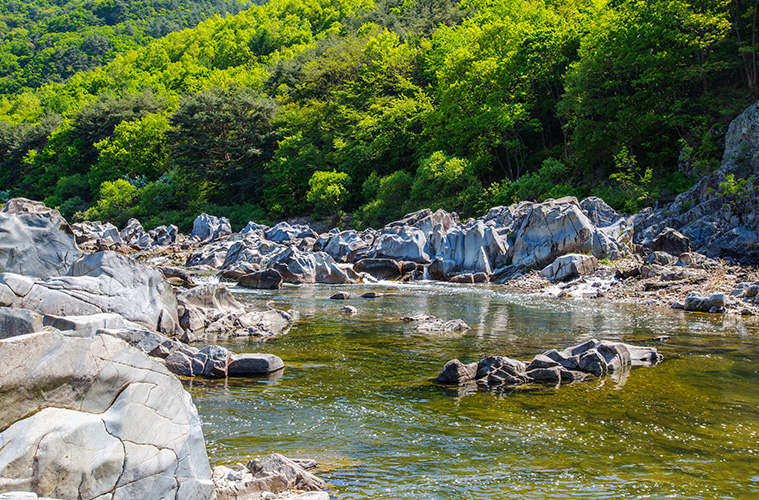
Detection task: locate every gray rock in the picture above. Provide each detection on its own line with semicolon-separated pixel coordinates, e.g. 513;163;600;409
120;218;153;247
368;226;431;263
580;196;624;228
179;283;246;316
437;359;478;385
432;220;509;275
271;248;357;284
241;221;269;235
413;318;470;334
238;269;283;289
151;224;178;246
339;305;358;314
228;353;285;375
0;330;214;500
0;307;44;339
186;239;237;268
2;251;178;331
199;345;230;378
330;292;350;300
246;454;327;492
353;258;403;280
0;198;83;278
71;220;122;245
646;251;677;266
684;292;726;312
323;230;370;263
651;228;691;256
192;213;232;242
539;253;599;282
41;312;137;336
265;222;318;242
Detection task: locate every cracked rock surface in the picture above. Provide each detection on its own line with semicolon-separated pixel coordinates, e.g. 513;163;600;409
0;330;215;500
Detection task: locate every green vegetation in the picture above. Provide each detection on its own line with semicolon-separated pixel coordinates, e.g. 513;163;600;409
0;0;756;231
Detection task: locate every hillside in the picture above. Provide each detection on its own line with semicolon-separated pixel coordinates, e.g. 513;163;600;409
0;0;259;94
0;0;756;232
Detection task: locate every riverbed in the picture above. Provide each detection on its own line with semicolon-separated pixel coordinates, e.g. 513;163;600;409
189;282;759;499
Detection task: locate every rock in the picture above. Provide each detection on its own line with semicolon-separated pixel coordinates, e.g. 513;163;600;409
0;330;214;499
120;218;153;247
684;292;726;313
192;213;232;242
0;307;44;339
439;339;662;389
2;251;178;331
270;248;357;284
652;228;691;256
361;292;382;298
323;230;370;263
41;312;139;336
645;251;677;266
339;305;358;314
158;265;194;285
367;226;431;263
151;224;178;246
353;258;403;280
246;454;327;492
265;222;318;242
431;220;509;275
330;292;350;300
71;220;122;245
413;317;470;334
0;198;83;278
428;257;456;281
580;196;624;228
437;359;478;385
186;239;237;269
539;253;599;282
238;269;283;289
178;283;246;317
228;353;285;375
241;221;269;236
199;345;230;378
511;197;616;269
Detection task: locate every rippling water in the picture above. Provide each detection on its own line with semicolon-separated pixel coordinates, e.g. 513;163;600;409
188;282;759;499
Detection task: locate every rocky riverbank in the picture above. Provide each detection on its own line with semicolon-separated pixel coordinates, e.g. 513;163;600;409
3;98;759;500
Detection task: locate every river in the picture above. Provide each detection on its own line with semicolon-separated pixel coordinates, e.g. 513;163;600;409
189;282;759;499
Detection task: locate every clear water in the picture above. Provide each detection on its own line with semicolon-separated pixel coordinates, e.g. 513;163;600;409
189;282;759;499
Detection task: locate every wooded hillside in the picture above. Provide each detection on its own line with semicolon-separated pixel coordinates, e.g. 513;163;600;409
0;0;755;231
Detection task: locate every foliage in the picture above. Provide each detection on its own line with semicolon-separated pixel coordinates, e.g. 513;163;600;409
306;169;351;221
714;173;757;212
0;0;757;230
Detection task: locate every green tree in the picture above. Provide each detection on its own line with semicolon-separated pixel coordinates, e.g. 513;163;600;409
306;169;351;223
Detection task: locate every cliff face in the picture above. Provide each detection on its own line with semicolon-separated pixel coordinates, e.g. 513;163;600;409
633;99;759;263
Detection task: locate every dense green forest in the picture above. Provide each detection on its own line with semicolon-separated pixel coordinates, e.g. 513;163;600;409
0;0;756;231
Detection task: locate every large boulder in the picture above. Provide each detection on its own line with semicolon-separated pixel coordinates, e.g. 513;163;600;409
1;251;178;331
511;197;622;269
540;254;599;282
270;248;357;284
192;213;232;243
651;228;691;256
323;230;370;263
185;239;237;268
580;197;624;228
0;198;82;278
431;220;509;274
265;222;318;243
71;221;122;245
353;258;403;280
367;226;431;263
238;269;283;289
0;330;214;500
120;218;153;247
150;224;178;246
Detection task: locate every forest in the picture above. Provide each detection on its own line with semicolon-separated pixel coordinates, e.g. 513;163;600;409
0;0;756;231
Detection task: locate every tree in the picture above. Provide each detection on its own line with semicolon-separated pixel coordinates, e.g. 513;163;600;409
167;85;280;203
306;170;351;223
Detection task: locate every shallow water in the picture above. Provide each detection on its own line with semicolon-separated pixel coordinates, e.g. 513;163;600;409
189;282;759;499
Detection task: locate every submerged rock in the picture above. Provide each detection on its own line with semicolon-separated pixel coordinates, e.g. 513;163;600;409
214;454;328;500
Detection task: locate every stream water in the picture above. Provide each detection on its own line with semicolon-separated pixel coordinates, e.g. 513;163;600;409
189;282;759;499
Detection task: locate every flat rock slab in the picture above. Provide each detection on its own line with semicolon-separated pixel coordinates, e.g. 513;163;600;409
228;353;284;375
